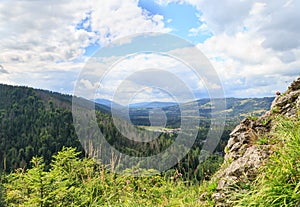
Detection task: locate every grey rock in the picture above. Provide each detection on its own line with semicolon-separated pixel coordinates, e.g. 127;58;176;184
271;89;300;117
209;77;300;205
212;192;224;203
288;77;300;91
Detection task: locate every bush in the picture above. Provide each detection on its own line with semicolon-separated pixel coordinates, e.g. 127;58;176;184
3;147;204;206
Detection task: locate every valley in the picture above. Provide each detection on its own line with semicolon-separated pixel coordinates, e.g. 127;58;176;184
2;82;298;207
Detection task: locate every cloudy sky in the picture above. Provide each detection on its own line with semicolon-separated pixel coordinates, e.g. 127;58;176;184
0;0;299;102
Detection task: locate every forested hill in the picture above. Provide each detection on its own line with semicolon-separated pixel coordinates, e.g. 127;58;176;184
0;83;273;174
0;84;87;172
0;78;299;206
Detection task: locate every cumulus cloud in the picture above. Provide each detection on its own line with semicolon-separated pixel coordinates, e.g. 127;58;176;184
197;31;300;97
0;0;169;92
158;0;300;51
0;0;94;62
157;0;300;97
1;0;299;99
89;52;203;101
90;0;170;45
258;1;300;51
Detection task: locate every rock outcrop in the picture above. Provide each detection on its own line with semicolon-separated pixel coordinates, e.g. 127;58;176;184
211;76;300;206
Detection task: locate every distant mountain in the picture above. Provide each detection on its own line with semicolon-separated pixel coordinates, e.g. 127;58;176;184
94;98;124;110
94;98;178;109
129;101;178;108
94;98;113;106
128;97;274;127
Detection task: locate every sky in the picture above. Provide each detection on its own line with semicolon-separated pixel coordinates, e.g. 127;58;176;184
0;0;300;103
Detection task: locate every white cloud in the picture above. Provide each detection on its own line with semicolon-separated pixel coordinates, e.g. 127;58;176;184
92;52;201;101
258;1;300;51
0;0;94;62
1;0;299;100
158;0;300;97
0;0;170;94
90;0;170;45
198;32;300;97
158;0;300;50
188;23;209;37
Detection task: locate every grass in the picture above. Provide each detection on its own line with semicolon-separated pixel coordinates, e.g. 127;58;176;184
256;135;269;145
247;115;258;121
271;106;281;114
235;115;300;206
197;178;219;206
196;112;300;207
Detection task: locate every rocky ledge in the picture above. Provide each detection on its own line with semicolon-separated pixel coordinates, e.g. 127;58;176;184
211;76;300;206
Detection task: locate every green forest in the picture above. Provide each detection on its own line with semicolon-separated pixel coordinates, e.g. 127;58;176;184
0;84;228;180
2;83;297;206
0;84;227;206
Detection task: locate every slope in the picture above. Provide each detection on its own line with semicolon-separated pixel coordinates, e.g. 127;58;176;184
198;76;300;206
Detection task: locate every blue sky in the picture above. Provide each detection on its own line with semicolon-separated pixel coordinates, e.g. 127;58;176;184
84;0;211;57
0;0;299;102
138;0;212;44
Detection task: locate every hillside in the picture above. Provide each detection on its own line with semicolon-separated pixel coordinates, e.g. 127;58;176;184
127;97;273;127
198;76;300;206
0;83;273;173
0;77;299;206
0;84;222;181
0;84;85;172
0;84;113;172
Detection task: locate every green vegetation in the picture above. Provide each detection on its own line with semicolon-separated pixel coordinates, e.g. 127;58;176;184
0;84;84;172
1;147;204;206
236;116;300;206
256;135;269;145
247;115;258;121
0;84;226;181
2;83;291;207
271;106;281;114
128;97;273;128
193;111;300;206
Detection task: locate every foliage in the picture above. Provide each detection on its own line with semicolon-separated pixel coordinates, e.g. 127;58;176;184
197;178;220;206
0;173;4;206
128;97;274;127
0;83;276;206
2;147;208;206
256;135;269;145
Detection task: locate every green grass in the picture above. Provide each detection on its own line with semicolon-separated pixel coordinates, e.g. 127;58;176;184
196;113;300;206
256;135;269;145
271;106;281;114
236;115;300;206
247;115;258;121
